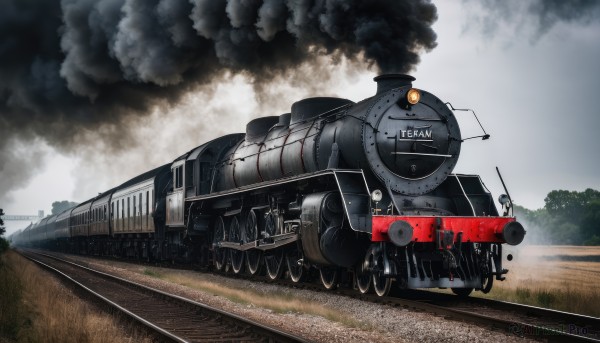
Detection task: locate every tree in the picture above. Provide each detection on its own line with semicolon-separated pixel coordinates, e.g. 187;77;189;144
0;208;8;254
0;208;5;236
544;188;600;221
51;201;79;215
581;199;600;245
516;189;600;245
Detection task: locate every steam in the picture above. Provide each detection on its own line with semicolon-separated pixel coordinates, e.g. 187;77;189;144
0;0;438;203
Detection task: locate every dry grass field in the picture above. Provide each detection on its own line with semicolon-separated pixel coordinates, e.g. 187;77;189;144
0;251;153;343
478;245;600;316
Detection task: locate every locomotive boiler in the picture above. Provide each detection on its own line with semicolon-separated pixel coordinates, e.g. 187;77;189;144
14;74;525;297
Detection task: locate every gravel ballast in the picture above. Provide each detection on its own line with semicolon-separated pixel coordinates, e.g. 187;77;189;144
59;254;530;343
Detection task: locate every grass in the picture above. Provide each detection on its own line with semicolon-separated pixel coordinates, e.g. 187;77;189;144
142;268;163;278
0;250;153;343
0;252;26;340
141;267;370;330
475;245;600;317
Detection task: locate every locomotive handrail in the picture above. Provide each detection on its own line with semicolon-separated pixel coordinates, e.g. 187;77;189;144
454;175;477;216
445;102;491;141
391;152;453;157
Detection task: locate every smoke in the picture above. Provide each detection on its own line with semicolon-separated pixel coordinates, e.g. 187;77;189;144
463;0;600;39
532;0;600;32
0;0;438;203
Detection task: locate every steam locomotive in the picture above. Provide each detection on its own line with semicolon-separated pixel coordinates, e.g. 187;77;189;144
12;74;525;297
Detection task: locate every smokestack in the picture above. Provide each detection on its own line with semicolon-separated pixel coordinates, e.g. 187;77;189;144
374;74;416;95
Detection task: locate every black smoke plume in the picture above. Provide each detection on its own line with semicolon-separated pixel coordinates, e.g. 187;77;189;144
0;0;438;200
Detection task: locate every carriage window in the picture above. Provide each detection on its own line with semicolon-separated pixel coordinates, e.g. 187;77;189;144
127;197;130;229
174;165;183;189
174;167;178;188
139;193;142;229
146;191;149;227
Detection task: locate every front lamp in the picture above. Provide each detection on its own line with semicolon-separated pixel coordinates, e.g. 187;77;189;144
406;88;421;105
371;189;383;202
498;194;510;206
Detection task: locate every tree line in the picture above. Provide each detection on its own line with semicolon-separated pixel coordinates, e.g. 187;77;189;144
514;188;600;245
0;209;8;254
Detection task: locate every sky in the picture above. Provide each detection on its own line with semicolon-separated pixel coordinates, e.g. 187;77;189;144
1;1;600;235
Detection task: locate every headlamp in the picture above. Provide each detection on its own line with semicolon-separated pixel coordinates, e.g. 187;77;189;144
371;189;383;202
406;88;421;105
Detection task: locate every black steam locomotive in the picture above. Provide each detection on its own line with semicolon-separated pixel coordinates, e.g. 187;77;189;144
13;74;525;297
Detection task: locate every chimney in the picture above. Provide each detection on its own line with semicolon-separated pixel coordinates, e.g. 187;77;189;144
374;74;415;95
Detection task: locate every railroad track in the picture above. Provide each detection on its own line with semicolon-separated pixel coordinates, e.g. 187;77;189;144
258;273;600;342
270;277;600;342
20;250;308;343
27;249;600;342
391;290;600;342
371;291;600;343
214;265;600;342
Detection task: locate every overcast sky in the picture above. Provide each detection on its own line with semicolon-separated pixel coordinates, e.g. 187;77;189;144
2;1;599;235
